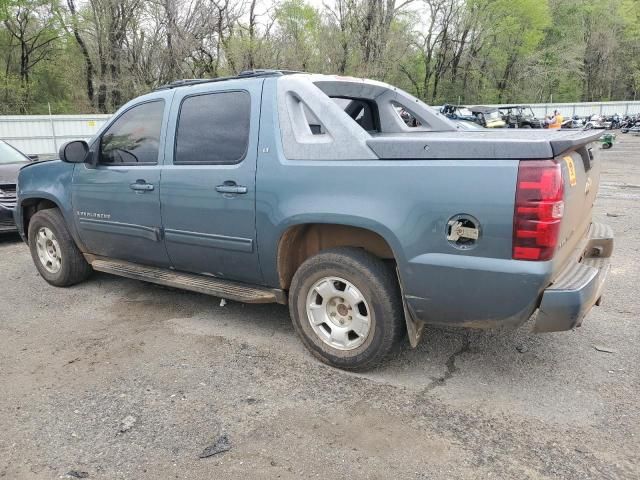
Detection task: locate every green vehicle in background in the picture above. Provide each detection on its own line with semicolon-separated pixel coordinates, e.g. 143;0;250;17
600;132;616;149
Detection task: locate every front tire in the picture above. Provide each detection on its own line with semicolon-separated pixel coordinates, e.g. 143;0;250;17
28;209;92;287
289;247;405;370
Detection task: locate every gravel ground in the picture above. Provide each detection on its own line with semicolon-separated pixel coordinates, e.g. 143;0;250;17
1;135;639;479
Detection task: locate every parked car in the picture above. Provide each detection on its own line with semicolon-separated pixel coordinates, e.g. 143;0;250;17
0;140;31;233
584;115;606;130
468;106;507;128
14;70;613;370
441;104;506;128
603;114;621;130
561;116;585;129
621;118;640;134
620;114;639;132
498;105;542;128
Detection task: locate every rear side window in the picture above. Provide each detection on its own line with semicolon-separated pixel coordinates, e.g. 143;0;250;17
100;100;164;165
175;91;250;165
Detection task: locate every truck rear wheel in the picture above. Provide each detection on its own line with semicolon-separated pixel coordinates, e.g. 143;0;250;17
289;247;404;370
28;209;92;287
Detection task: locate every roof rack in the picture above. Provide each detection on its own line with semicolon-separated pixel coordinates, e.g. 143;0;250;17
154;69;303;91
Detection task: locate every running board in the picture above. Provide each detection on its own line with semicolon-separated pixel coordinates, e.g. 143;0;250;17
88;257;286;304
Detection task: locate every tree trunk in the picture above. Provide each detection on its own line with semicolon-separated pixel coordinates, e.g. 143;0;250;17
67;0;95;106
247;0;257;69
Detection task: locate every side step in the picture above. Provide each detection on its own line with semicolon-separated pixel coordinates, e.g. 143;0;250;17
89;257;286;304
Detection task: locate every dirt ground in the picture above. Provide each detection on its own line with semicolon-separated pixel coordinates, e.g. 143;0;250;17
1;134;639;480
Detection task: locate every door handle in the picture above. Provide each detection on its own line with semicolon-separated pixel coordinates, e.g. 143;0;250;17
216;182;248;194
129;181;154;192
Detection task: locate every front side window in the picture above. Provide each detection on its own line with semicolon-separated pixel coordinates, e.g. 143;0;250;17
100;100;164;165
175;91;250;165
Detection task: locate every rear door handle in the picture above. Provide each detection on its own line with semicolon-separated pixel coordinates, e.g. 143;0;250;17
129;181;154;192
216;182;248;194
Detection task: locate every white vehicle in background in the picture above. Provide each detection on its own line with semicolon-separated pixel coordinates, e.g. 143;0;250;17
585;115;606;130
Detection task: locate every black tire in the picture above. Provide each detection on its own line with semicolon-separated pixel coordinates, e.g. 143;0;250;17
602;142;612;149
28;209;92;287
289;247;405;370
522;124;532;129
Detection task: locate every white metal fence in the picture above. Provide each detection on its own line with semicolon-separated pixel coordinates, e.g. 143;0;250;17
0;114;110;157
522;101;640;118
2;100;640;156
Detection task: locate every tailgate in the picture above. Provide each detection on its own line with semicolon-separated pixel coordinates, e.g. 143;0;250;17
551;133;602;276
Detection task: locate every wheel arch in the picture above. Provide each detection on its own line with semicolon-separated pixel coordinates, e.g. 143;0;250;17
276;221;402;290
20;195;62;239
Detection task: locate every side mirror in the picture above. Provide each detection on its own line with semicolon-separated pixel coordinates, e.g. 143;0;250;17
59;140;89;163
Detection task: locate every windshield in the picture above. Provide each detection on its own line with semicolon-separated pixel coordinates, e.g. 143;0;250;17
0;141;29;165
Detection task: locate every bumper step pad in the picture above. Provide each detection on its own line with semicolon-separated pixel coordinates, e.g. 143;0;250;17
534;222;613;332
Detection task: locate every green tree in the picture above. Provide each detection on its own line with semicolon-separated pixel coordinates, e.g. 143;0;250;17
1;0;61;112
274;0;321;71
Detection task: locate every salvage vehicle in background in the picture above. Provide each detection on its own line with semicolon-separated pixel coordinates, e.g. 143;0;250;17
498;105;542;128
468;106;506;128
441;104;505;128
440;104;477;123
0;140;31;233
621;116;640;133
562;115;585;129
585;115;606;130
14;70;613;370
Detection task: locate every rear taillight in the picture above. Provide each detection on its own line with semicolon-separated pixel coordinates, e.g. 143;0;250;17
513;160;564;261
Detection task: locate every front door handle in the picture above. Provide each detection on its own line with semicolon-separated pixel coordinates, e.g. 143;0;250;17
215;182;248;194
129;180;154;192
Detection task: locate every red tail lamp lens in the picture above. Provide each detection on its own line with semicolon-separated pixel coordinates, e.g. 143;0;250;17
513;160;564;261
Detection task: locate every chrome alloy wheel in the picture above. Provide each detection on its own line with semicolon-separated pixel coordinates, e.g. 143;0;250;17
35;227;62;274
306;276;372;351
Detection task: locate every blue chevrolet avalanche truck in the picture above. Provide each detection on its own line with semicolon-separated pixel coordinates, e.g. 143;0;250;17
14;70;613;370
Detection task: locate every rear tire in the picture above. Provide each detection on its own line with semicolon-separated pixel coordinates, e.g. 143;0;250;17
289;247;405;370
28;209;92;287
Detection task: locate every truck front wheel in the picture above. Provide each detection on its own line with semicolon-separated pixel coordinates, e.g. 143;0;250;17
28;209;92;287
289;247;405;370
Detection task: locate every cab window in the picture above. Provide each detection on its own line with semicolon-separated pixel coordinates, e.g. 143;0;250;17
174;91;251;165
100;100;164;165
